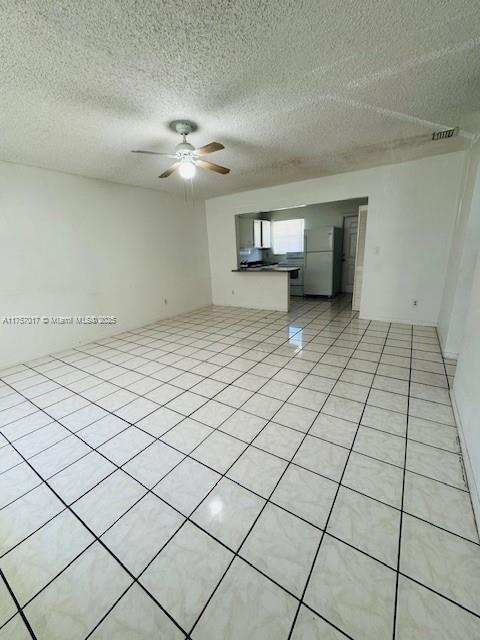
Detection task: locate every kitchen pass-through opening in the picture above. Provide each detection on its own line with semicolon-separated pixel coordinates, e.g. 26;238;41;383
235;197;369;310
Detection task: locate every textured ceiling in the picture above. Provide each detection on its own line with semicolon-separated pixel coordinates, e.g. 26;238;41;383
0;0;479;198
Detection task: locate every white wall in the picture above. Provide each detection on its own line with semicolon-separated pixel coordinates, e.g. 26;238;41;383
268;199;366;230
444;138;480;525
206;153;464;323
453;248;480;525
438;139;480;357
0;161;211;368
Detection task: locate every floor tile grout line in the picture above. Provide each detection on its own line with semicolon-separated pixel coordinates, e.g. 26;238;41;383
0;415;75;451
0;374;237;560
345;420;461;454
74;330;446;386
0;430;88;475
33;318;316;438
0;422;192;639
20;539;98;610
3;309;447;438
0;375;227;566
1;302;473;638
299;601;355;639
1;299;353;501
11;332;311;433
1;382;167;495
0;503;73;561
0;308;437;386
0;378;160;432
186;304;375;639
392;324;413;639
0;568;38;639
5;409;477;573
2;315;446;427
2;370;468;555
223;552;354;640
0;325;386;519
18;301;373;389
286;318;393;640
396;571;480;618
47;325;321;401
205;480;480;631
126;301;367;635
1;310;458;507
78;315;443;367
92;476;480;635
17;360;235;468
0;300;350;586
82;581;139;640
0;395;30;413
1;319;468;524
0;369;95;400
31;312;311;384
0;410;458;502
112;300;358;634
24;299;354;637
2;404;464;493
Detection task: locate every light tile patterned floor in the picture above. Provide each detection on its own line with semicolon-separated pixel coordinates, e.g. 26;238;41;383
0;296;479;639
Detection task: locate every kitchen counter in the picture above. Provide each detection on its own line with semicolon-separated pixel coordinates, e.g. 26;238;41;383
228;264;295;312
231;266;300;273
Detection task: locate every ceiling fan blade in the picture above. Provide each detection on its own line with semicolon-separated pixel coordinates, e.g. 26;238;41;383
132;149;175;157
159;162;180;178
194;142;225;156
195;159;230;175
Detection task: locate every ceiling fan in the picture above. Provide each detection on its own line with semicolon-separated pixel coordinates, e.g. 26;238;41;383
132;120;230;179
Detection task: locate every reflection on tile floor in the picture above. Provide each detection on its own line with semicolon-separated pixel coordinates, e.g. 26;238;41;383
0;296;478;639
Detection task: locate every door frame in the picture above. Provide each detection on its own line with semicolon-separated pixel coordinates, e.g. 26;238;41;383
342;213;359;293
352;205;368;311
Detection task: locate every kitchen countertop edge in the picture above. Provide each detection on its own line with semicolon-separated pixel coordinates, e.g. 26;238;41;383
231;267;300;273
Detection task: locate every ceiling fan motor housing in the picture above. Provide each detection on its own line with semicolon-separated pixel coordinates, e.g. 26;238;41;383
171;120;197;157
175;141;195;157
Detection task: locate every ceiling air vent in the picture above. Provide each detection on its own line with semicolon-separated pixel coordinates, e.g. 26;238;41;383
432;127;459;141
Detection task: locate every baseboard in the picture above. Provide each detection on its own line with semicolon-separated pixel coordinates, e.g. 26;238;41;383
358;313;437;327
214;300;288;312
0;301;212;372
438;331;459;360
229;302;288;312
450;389;480;535
442;350;459;360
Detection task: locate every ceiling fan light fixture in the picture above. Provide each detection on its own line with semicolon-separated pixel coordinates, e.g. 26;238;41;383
132;120;230;179
178;159;196;179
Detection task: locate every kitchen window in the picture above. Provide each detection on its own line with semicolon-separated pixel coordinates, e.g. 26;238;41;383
271;219;304;254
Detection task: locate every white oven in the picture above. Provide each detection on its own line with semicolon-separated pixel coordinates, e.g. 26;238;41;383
279;252;304;296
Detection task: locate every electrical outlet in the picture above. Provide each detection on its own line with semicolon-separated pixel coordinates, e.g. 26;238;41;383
412;299;418;307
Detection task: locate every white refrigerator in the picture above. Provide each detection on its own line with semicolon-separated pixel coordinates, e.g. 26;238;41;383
304;227;342;296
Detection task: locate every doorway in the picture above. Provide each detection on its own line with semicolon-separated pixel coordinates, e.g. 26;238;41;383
342;214;358;293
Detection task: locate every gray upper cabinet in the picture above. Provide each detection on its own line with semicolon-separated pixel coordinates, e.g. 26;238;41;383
238;217;254;248
238;217;271;249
